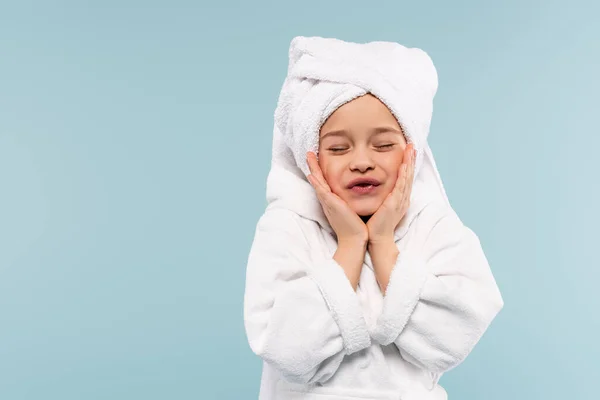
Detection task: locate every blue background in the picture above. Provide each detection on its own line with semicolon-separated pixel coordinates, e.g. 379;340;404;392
1;1;598;399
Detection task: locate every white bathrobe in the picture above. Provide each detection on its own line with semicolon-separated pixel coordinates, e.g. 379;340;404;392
244;36;504;400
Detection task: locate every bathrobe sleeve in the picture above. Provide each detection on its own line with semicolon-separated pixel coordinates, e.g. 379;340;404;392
244;208;371;384
371;204;504;375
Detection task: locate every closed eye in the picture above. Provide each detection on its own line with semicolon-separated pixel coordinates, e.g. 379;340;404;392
328;144;395;153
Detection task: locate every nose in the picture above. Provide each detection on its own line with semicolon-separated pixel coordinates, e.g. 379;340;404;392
349;147;375;172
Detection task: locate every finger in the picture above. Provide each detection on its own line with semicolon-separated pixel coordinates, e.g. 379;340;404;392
306;156;335;209
394;163;408;197
393;146;413;205
308;175;334;215
394;144;411;192
307;172;319;191
401;148;416;208
307;173;327;201
402;144;414;190
393;154;405;192
394;155;406;190
307;152;326;190
307;151;318;175
406;147;416;192
307;151;331;192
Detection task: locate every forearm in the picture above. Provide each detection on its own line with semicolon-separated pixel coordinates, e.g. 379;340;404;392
245;210;373;383
334;239;367;291
369;212;504;374
368;239;400;295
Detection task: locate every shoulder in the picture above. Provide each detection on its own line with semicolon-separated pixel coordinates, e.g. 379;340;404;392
408;201;473;249
258;207;305;230
413;201;459;234
255;207;313;246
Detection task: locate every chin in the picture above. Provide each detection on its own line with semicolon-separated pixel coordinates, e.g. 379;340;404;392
351;199;382;217
355;208;375;217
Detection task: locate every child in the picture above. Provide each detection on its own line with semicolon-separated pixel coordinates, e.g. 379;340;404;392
244;36;504;400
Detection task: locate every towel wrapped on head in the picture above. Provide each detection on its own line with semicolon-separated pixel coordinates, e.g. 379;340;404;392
266;36;451;236
271;36;447;209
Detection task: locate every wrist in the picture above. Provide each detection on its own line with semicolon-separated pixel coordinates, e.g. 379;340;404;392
368;239;399;265
367;236;396;249
367;239;399;295
334;239;367;291
338;236;368;249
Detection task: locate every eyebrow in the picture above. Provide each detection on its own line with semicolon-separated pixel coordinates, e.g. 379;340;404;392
320;126;403;140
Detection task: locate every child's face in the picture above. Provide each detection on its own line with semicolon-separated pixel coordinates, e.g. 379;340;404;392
318;93;407;217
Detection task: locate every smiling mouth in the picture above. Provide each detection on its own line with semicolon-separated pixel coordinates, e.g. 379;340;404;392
349;184;379;194
354;183;377;187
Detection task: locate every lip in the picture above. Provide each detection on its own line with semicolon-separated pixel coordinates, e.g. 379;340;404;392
346;177;381;189
350;184;379;195
347;177;381;196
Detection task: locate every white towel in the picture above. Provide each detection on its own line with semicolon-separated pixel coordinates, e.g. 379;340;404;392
270;36;450;211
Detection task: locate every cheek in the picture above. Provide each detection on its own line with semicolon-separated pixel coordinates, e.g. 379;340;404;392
319;160;345;191
382;154;403;178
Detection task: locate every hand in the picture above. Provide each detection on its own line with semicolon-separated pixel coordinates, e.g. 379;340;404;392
306;151;369;245
366;143;417;245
